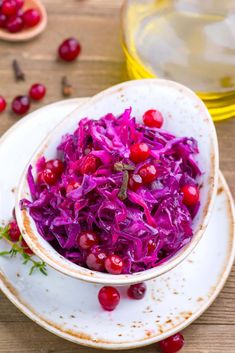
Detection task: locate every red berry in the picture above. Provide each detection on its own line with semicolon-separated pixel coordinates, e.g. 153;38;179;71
66;180;80;194
29;83;46;101
11;95;30;115
130;142;150;163
8;220;21;242
80;155;101;174
98;286;120;311
147;239;157;255
159;333;185;353
78;231;99;250
0;13;7;28
1;0;18;16
86;251;107;271
138;164;158;184
21;238;34;255
143;109;164;128
6;15;24;33
15;0;24;10
22;8;41;27
105;254;124;275
181;185;199;207
41;168;58;186
0;96;6;113
127;282;147;300
128;174;143;192
45;159;64;176
58;37;81;62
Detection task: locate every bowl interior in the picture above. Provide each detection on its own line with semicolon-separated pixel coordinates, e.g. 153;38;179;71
16;79;219;285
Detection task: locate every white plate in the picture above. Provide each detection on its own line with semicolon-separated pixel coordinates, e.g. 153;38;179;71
0;99;234;350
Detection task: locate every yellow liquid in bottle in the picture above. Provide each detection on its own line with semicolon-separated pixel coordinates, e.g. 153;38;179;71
122;0;235;121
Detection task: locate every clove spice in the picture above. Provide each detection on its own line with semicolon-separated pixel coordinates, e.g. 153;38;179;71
118;170;129;201
12;59;25;81
61;76;73;97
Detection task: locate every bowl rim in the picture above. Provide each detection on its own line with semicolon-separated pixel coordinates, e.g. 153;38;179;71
15;78;219;285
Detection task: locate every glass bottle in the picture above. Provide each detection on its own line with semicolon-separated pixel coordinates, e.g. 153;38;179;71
122;0;235;121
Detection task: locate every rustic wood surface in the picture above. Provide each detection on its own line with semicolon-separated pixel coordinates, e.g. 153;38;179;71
0;1;234;352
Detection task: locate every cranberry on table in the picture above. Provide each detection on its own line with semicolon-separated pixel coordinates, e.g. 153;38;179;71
78;231;99;250
86;251;107;271
80;155;101;174
127;282;147;300
105;254;124;275
58;37;81;62
21;238;34;255
29;83;46;100
66;180;80;194
159;333;185;353
6;15;24;33
0;13;7;28
130;142;150;163
23;8;41;28
181;185;199;207
1;0;18;16
8;220;21;242
138;163;158;184
0;96;6;113
98;286;120;311
12;95;30;115
143;109;164;128
45;159;64;176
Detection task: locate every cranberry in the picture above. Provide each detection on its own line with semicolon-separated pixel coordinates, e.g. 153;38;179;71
78;231;99;250
181;185;199;207
147;239;157;254
1;0;18;16
21;238;34;255
22;8;41;27
58;37;81;62
98;286;120;311
105;254;124;275
159;333;185;353
8;220;21;242
80;155;101;174
40;168;58;186
127;282;147;300
0;13;7;28
86;251;107;271
15;0;24;10
143;109;164;128
12;95;30;115
29;83;46;101
45;159;64;176
66;180;80;194
138;164;158;184
130;142;150;163
128;174;143;192
6;15;24;33
0;96;6;113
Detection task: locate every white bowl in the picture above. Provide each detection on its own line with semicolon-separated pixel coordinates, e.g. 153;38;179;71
16;79;219;285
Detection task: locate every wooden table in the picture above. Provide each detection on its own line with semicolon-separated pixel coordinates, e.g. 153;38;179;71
0;1;234;352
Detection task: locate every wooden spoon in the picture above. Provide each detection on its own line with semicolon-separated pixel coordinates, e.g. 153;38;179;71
0;0;47;42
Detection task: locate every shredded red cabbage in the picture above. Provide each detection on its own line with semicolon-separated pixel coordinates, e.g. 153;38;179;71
21;108;201;274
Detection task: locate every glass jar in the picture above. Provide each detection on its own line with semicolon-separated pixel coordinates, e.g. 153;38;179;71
122;0;235;121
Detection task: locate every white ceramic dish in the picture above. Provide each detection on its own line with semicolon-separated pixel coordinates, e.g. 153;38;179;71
16;79;219;285
0;99;234;350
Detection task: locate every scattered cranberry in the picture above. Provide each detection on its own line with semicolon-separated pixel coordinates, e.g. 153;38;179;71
105;254;124;275
66;180;80;194
40;168;58;186
0;13;7;28
8;220;21;242
15;0;24;10
127;282;146;300
23;8;41;28
159;333;185;353
6;15;24;33
130;142;150;163
21;238;34;255
138;164;158;184
12;95;30;115
147;239;157;255
128;174;143;191
78;231;99;250
0;96;6;113
58;37;81;62
143;109;164;128
80;155;101;174
86;250;107;271
181;185;199;207
45;159;64;177
98;286;120;311
29;83;46;101
1;0;18;16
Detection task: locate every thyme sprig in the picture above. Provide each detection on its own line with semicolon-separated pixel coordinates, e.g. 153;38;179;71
0;226;47;276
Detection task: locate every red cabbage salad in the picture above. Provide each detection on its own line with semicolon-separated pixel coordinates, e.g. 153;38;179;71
21;108;201;275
